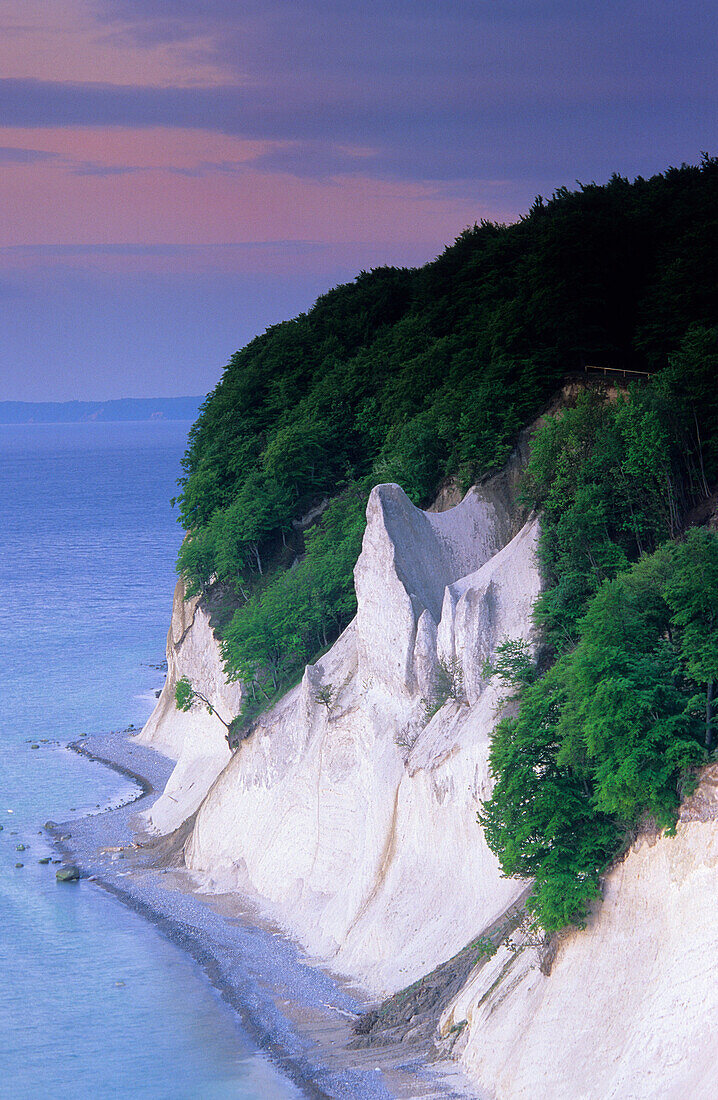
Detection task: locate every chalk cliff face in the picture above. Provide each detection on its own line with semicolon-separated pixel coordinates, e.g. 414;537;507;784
135;579;239;834
440;768;718;1099
137;442;718;1097
157;477;542;996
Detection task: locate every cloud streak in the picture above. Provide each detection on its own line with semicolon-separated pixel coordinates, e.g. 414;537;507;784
0;145;58;164
0;75;712;187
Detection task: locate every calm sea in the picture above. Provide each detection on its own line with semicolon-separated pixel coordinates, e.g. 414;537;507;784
0;421;299;1099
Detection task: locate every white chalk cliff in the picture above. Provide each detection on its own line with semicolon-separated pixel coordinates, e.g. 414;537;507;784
138;472;541;996
136;447;718;1098
440;769;718;1099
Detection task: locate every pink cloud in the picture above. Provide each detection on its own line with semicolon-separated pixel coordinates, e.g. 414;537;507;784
0;125;273;171
0;0;229;87
0;125;504;256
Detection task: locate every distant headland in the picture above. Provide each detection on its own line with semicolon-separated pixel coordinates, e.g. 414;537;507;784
0;396;204;424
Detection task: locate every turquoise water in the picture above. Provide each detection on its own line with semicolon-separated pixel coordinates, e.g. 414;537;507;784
0;421;300;1099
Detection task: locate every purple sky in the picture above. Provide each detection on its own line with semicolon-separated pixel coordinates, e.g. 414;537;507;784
0;0;715;401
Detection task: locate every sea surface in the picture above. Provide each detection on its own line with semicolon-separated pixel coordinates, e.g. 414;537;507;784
0;421;300;1100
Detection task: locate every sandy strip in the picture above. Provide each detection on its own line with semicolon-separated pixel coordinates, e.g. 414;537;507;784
48;730;475;1100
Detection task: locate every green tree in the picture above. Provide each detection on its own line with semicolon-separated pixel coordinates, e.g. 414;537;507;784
174;676;240;749
556;549;701;828
665;528;718;749
480;661;622;930
482;542;712;932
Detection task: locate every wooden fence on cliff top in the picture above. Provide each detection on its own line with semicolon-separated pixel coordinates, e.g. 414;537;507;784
583;364;653;380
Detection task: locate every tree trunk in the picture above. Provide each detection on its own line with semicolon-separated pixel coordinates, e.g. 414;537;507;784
694;408;710;498
707;679;714;752
195;689;232;731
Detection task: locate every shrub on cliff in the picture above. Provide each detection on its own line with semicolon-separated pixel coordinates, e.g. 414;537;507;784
174;676;237;748
220;486;367;707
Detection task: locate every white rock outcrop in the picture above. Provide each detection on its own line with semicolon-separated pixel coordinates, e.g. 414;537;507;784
170;478;542;995
440;769;718;1099
354;481;515;696
135;579;239;834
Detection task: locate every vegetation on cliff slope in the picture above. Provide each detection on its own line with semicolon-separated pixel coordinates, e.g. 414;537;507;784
481;355;718;931
176;158;717;715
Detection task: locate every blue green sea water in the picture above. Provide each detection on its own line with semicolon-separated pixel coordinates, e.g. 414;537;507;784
0;420;300;1099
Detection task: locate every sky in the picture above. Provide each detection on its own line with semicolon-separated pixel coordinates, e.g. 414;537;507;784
0;1;715;402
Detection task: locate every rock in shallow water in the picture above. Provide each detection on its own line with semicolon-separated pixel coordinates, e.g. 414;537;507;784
56;865;81;882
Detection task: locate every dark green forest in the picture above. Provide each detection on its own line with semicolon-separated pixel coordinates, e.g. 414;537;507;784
176;158;718;928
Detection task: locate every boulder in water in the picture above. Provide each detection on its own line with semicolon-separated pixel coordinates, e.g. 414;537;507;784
56;865;81;882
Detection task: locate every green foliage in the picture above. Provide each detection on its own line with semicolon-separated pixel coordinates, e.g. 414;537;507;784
175;675;195;712
227;715;247;751
421;655;465;721
484;333;718;932
174;675;233;735
221;486;367;708
178;160;718;599
472;936;498;960
482;638;536;689
314;684;336;712
482;534;718;932
480;661;623;931
524;367;717;650
556;550;702;827
664;528;718;748
659;325;718;485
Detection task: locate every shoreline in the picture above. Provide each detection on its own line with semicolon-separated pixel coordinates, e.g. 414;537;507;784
51;730;474;1100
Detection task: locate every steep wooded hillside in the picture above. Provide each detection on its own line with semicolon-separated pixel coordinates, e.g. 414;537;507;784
175;157;718;729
